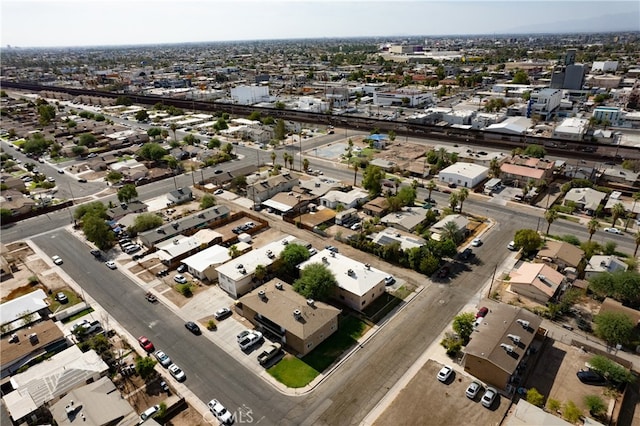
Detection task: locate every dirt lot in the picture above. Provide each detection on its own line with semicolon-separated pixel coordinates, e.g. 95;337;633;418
373;360;508;426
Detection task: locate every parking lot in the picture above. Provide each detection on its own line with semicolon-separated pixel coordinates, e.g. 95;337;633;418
373;360;508;426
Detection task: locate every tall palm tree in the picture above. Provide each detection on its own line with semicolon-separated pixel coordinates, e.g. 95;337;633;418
449;192;459;211
587;218;600;242
170;123;178;143
489;158;501;178
458;188;469;213
626;192;640;231
544;209;558;235
426;180;437;201
442;221;460;243
353;161;359;187
611;202;625;227
270;151;277;166
633;230;640;257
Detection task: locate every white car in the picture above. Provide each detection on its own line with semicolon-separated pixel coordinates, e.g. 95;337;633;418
604;227;622;235
52;255;63;265
466;381;482;399
471;238;482;247
139;405;160;424
153;350;172;368
174;274;187;284
482;386;498;408
214;189;224;195
105;261;117;269
168;363;186;381
437;365;453;382
208;399;233;425
507;241;516;250
238;331;263;350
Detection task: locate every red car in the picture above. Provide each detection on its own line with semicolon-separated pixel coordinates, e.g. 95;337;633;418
476;307;489;318
138;336;155;352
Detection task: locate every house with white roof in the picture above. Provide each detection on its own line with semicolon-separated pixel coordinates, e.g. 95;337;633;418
320;188;369;210
439;162;489;188
182;245;231;281
156;235;202;264
0;289;49;329
298;249;388;311
485;116;531;135
563;187;607;215
584;255;628;279
381;207;430;233
552;117;588;141
372;228;426;251
429;214;470;241
216;235;297;298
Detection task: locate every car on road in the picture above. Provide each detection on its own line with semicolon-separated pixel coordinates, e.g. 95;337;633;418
238;331;263;350
57;169;65;174
138;336;155;352
471;238;482;247
437;266;450;278
215;307;232;320
208;399;234;425
47;176;55;182
153;350;172;368
481;387;498;408
78;178;87;183
437;365;453;382
168;363;186;381
258;343;282;366
55;292;68;304
459;248;473;261
139;405;160;423
466;381;482;399
174;274;187;284
185;321;201;335
214;169;223;174
577;370;606;385
52;255;63;265
214;189;224;195
604;227;622;235
105;260;117;269
507;241;516;250
90;249;102;258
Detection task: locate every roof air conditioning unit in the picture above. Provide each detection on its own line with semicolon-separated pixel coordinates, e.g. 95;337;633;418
365;263;371;270
600;261;607;266
322;257;328;263
347;269;354;276
173;239;179;244
516;319;530;329
293;309;302;319
275;282;284;290
500;343;515;353
258;290;266;299
330;251;336;257
537;274;546;281
307;299;315;307
236;264;244;269
507;334;521;344
240;268;247;275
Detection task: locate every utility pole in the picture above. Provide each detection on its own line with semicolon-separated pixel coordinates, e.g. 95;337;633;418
488;263;498;299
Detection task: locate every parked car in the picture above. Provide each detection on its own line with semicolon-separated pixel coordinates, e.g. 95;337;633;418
471;238;482;247
604;227;622;235
437;365;453;382
215;307;232;320
153;350;172;368
90;249;102;258
481;387;498;408
214;189;224;195
139;405;160;424
185;321;201;335
55;292;69;304
174;274;188;284
72;319;101;335
236;330;251;343
476;307;489;318
459;248;473;261
138;336;155;352
466;381;482;399
384;276;396;286
238;331;263;350
577;370;606;385
177;264;187;273
308;248;318;256
507;241;516;250
257;343;282;366
437;266;450;278
325;245;339;253
105;260;117;269
78;178;87;183
168;363;186;381
52;255;63;265
214;169;223;174
208;399;234;425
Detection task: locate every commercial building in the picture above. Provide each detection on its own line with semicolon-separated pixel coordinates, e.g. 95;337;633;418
230;85;270;105
527;88;562;120
438;162;489;188
298;249;388;311
237;280;340;356
373;89;432;107
592;106;623;126
552;117;588;141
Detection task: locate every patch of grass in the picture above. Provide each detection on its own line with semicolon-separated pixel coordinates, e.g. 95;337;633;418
557;214;580;223
267;356;319;388
62;308;95;323
49;290;83;311
302;315;368;372
392;285;412;300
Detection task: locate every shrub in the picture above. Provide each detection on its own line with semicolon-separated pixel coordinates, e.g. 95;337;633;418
563;400;582;423
207;319;217;330
175;283;193;297
28;275;39;284
584;395;606;417
526;388;544;407
546;398;561;412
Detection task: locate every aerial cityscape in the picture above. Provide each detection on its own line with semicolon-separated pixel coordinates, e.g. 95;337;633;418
1;2;640;426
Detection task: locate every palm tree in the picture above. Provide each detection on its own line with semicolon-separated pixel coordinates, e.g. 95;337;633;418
489;158;501;178
303;158;309;172
170;123;178;143
393;177;401;195
633;230;640;257
228;245;240;258
458;188;469;213
426;180;437;201
611;202;625;227
449;192;459;211
625;192;640;231
442;221;460;243
353;161;359;187
270;151;277;167
544;209;558;235
587;218;600;242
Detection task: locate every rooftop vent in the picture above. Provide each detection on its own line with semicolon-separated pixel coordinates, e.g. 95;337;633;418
500;343;515;353
275;282;284;290
282;239;289;245
364;263;371;270
516;319;530;329
347;269;354;276
293;309;302;320
240;268;247;275
322;257;328;263
307;299;315;307
600;260;607;267
236;264;244;269
507;334;521;344
258;290;266;300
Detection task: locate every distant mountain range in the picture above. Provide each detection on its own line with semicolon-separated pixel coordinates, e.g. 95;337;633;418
504;12;638;35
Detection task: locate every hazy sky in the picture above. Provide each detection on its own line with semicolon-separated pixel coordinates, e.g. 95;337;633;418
2;1;638;48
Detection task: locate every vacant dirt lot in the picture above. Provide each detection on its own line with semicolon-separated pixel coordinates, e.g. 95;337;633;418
374;359;508;426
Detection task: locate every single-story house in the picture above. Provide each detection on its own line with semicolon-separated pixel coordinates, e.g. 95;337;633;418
584;255;628;279
106;200;148;221
167;187;193;205
182;244;231;281
320;188;369;210
438;162;489;188
509;262;566;304
429;214;469;241
362;196;390;217
563;188;607;214
381;207;431;233
535;240;585;273
247;174;299;204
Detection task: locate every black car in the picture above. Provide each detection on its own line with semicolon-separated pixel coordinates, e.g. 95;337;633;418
459;248;473;261
437;266;450;278
577;370;606;385
185;321;201;335
214;169;223;174
177;264;187;273
90;249;102;258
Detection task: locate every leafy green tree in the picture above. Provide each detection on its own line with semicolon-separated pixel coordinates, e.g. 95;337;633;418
106;171;123;184
82;214;114;250
275;101;286;109
208;138;221;149
115;96;132;106
584;395;606;417
594;311;634;346
397;186;416;207
223;143;233;155
362;165;385;196
293;263;337;301
78;133;98;147
512;69;530;84
523;145;546;158
303;158;310;172
135;110;149;122
452;312;475;344
513;229;542;254
200;194;217;209
74;201;108;221
526;388;545;407
135;356;157;380
248;111;262;121
37;104;56;126
588;355;636;384
280;243;311;277
117;184;138;203
23;133;50;155
183;134;199;145
274;119;286;140
440;332;462;356
138;143;167;161
588;270;640;306
132;213;163;233
0;209;12;221
147;127;162;138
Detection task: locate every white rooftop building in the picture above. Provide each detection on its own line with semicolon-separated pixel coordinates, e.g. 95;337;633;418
553;117;588;141
299;249;388;311
182;245;231;281
438;162;489;188
156;235;201;262
216;235;296;298
320;188;369;210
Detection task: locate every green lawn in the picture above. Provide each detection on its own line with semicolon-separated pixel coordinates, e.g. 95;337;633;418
267;356;319;388
49;290;84;312
63;308;95;323
363;293;403;322
302;315;368;372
